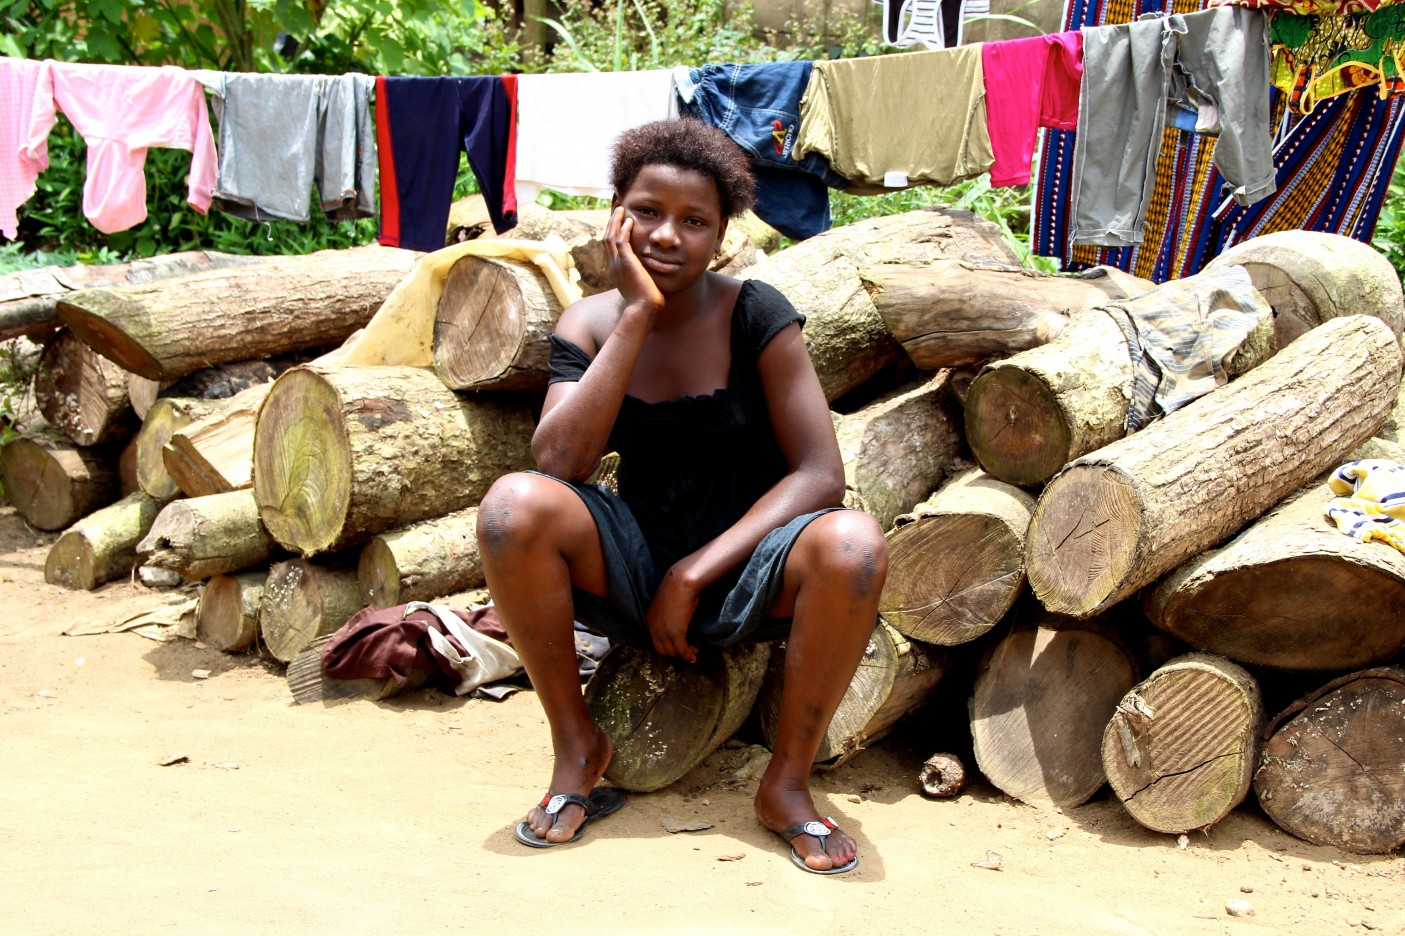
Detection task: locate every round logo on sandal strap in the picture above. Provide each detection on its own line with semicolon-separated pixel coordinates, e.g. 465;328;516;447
802;820;831;838
545;794;570;815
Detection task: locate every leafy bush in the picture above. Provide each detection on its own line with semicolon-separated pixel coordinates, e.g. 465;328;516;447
1372;159;1405;281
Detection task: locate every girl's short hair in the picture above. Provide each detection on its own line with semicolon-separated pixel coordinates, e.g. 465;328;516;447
610;118;756;219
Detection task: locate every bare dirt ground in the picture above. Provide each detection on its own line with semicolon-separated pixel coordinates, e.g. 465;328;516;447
1;503;1401;935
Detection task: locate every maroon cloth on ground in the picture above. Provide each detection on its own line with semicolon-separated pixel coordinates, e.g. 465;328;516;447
321;603;508;687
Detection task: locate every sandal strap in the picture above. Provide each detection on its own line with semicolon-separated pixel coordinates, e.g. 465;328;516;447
780;816;839;842
538;792;595;819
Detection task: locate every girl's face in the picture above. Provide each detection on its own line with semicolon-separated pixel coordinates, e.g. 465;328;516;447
615;163;727;294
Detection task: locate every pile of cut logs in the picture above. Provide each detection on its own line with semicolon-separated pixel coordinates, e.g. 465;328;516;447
6;199;1403;855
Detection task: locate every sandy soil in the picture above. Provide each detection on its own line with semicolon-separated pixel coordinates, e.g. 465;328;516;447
1;504;1401;935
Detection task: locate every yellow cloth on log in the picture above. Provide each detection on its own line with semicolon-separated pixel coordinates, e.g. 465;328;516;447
318;236;582;367
1326;458;1405;554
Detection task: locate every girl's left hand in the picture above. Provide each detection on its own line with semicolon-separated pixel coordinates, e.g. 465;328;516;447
646;565;701;663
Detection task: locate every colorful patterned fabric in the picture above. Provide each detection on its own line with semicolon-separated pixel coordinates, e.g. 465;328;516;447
1032;0;1405;281
1327;459;1405;555
1210;0;1402;16
1270;9;1405;113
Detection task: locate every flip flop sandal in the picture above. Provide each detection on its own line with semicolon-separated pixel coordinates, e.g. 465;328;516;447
778;816;859;875
514;786;627;848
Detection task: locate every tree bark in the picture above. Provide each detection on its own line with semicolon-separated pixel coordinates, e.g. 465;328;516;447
252;365;535;555
56;245;418;381
834;371;969;530
137;489;280;581
197;570;266;653
128;359;279;420
1206;230;1405;349
432;254;562;392
738;208;1020;403
33;329;136;447
757;620;948;768
161;383;269;497
0;431;119;531
44;491;164;590
1144;439;1405;672
1254;667;1405;854
881;469;1036;645
584;642;773;792
1102;653;1263;834
260;557;364;664
1027;315;1403;617
136;397;220;500
971;621;1140;808
863;260;1153;369
0;250;268;342
965;268;1275;488
357;506;483;608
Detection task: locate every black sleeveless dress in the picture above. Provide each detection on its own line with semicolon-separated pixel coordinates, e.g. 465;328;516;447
544;279;839;648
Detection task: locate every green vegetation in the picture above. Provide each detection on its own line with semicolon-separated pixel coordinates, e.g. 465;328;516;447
1372;159;1405;280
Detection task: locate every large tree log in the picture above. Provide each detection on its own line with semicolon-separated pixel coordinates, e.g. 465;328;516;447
33;329;136;447
136;489;279;580
1254;667;1405;854
260;557;364;664
433;254;562;392
1144;438;1405;671
161;383;269;497
584;642;772;792
1206;230;1405;349
55;245;418;381
834;371;968;530
358;507;482;608
197;570;265;653
738;208;1020;403
135;397;220;500
965;267;1275;487
252;365;535;555
971;620;1140;808
1027;315;1403;617
881;469;1036;645
0;431;119;531
864;260;1153;370
1102;654;1263;834
0;250;268;343
43;491;164;590
757;620;948;768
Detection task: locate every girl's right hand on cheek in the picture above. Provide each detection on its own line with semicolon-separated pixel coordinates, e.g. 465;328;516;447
606;207;665;312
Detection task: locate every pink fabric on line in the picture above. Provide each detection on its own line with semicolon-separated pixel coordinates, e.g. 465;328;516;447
0;57;44;240
23;61;217;234
982;31;1084;188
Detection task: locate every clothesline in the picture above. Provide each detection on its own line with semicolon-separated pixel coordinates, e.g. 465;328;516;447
2;1;1402;282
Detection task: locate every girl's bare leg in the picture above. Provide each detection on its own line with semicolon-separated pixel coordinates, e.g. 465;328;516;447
477;472;614;844
753;510;888;871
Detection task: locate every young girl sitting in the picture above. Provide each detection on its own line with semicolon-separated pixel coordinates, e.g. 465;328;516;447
477;117;887;875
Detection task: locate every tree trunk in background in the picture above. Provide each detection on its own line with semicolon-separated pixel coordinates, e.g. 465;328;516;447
864;260;1152;369
260;557;364;664
56;246;417;381
252;365;534;555
161;383;269;497
1103;654;1262;834
34;329;136;447
881;469;1036;645
971;620;1140;808
137;489;280;581
432;254;562;392
1026;316;1402;617
833;371;968;530
197;570;266;653
357;507;483;609
44;491;164;590
1254;667;1405;854
136;397;220;500
0;431;119;531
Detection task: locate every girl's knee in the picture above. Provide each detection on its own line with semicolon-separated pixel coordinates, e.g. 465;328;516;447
476;472;553;552
803;510;889;596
